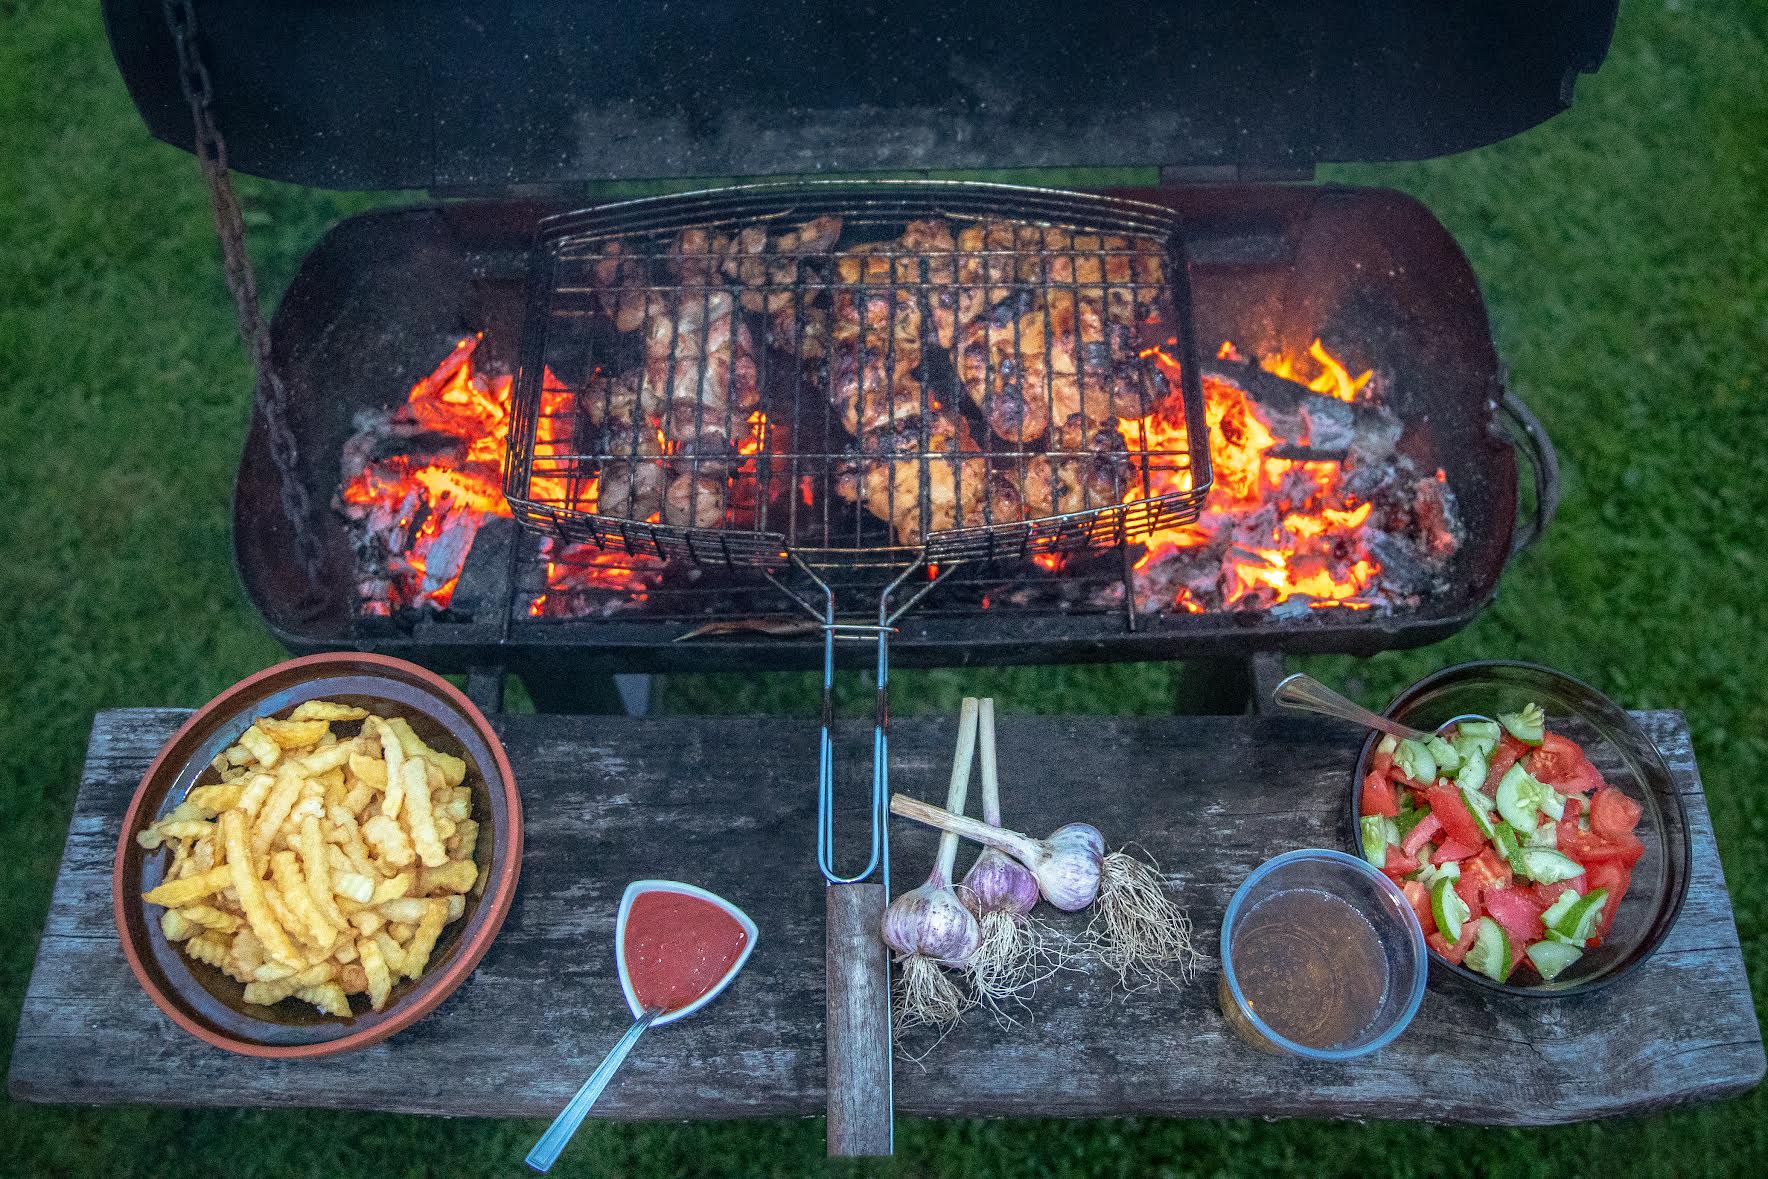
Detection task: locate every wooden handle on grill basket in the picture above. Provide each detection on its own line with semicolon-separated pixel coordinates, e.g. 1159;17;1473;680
825;881;893;1157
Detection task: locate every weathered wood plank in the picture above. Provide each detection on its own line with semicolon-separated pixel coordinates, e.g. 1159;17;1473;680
9;708;1762;1124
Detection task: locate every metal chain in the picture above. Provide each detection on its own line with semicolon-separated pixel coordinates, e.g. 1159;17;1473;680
163;0;326;593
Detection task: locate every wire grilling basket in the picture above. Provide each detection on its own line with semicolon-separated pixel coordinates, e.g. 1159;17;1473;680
502;181;1214;1155
504;181;1211;570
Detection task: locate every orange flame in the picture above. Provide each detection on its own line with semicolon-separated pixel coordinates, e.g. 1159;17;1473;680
1119;340;1383;612
341;336;654;614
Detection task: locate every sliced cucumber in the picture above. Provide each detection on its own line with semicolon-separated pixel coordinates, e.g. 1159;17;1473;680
1466;917;1512;982
1360;815;1398;865
1394;738;1438;785
1376;733;1399;757
1537;788;1566;822
1416;859;1462;890
1496;763;1542;830
1432;876;1470;942
1516;847;1584;883
1457;786;1497;841
1455;748;1489;793
1525;819;1559;850
1491;821;1523;867
1426;735;1463;775
1395;804;1429;841
1457;719;1502;744
1499;702;1546;745
1452;720;1502;761
1525;939;1583;981
1539;889;1581;930
1551;888;1609;943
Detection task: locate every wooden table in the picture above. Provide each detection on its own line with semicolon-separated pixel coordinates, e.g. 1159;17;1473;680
10;708;1762;1123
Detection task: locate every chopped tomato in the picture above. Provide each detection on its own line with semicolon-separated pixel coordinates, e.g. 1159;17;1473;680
1361;770;1399;818
1591;831;1646;867
1465;848;1513;896
1453;873;1486;923
1372;748;1395;778
1590;787;1643;841
1401;813;1442;856
1425;784;1484;849
1561;794;1584;822
1381;845;1420;880
1432;838;1478;864
1485;886;1546;945
1585;863;1632;944
1529;733;1607;795
1400;879;1436;936
1529;877;1585;910
1428;919;1479;965
1482;735;1530;793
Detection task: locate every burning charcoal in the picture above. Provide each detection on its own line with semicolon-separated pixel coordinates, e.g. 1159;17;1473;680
1363;531;1436;596
417;511;479;600
1268;595;1318;621
1410;475;1463;558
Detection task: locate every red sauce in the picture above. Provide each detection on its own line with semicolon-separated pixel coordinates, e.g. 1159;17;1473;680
621;890;750;1014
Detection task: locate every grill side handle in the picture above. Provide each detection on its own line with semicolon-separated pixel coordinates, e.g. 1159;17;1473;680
1498;386;1560;555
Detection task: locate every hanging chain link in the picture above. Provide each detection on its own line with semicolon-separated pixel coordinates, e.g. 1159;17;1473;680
163;0;326;593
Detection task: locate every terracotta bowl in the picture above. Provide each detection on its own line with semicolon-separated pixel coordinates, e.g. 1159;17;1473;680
113;653;521;1058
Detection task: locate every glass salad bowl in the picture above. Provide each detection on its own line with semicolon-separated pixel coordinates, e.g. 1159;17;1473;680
1346;661;1691;997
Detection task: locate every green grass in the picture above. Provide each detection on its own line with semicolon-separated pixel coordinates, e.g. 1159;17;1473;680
2;0;1765;1174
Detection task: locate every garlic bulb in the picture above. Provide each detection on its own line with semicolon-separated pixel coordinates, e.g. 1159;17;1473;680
962;847;1039;917
883;698;982;988
889;794;1106;912
882;880;982;966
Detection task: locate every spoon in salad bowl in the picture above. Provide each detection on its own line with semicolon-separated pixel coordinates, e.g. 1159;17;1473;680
1272;673;1434;741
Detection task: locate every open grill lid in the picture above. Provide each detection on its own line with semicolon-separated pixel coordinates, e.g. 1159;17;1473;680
106;0;1616;191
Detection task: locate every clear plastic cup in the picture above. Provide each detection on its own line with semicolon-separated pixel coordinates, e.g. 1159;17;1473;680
1219;848;1427;1059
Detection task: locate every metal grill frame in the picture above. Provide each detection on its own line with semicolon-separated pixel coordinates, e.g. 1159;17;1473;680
504;181;1212;571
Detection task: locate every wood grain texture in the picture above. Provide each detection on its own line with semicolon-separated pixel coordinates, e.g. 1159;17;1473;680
10;708;1763;1124
824;883;893;1156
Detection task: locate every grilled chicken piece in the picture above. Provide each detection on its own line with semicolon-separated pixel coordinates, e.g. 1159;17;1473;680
580;369;660;429
1019;414;1130;519
590;241;654;333
662;472;726;529
594;424;667;522
721;215;844;357
640;287;759;416
833;409;1023;545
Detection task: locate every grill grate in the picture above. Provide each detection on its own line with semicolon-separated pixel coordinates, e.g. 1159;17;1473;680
504;181;1211;570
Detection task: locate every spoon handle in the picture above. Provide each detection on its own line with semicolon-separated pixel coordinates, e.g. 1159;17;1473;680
1271;673;1429;742
526;1010;658;1173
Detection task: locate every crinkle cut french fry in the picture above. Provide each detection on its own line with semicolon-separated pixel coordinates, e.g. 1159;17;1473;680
160;909;195;941
377;897;431;925
299;816;348;929
251;765;306;859
385;716;468;788
236;772;275;819
417;860;477;895
272;851;338;949
142;864;232;908
238;723;281;768
297;983;351;1018
401;900;449;980
370;871;413;905
402;760;447;868
178;903;240;934
258;717;331;749
358;936;393;1010
362;813;415;868
294;743;353;776
290;699;369;722
374;718;406;819
221;809;300;967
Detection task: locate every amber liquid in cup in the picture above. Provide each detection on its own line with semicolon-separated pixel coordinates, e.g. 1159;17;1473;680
1221;887;1391;1053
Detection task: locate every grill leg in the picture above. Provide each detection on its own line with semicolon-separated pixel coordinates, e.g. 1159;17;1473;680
1171;653;1288;715
521;667;657;716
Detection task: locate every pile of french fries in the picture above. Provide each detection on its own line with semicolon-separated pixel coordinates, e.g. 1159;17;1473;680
138;700;480;1018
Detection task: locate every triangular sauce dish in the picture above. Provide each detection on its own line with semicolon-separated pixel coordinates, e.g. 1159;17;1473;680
614;880;758;1027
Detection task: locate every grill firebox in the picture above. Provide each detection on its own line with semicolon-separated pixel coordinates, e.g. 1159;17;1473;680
237;185;1550;678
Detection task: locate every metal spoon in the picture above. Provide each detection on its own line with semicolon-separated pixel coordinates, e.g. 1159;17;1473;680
525;1008;659;1173
1272;673;1496;741
1271;673;1433;741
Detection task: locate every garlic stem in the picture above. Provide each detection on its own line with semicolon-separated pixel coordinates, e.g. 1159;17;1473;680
977;697;1002;827
934;698;980;885
891;793;1041;866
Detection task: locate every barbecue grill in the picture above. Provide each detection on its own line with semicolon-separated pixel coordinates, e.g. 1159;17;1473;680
106;0;1612;1155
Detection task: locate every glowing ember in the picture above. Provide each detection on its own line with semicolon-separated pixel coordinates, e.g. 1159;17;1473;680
1119;339;1441;613
337;335;658;616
